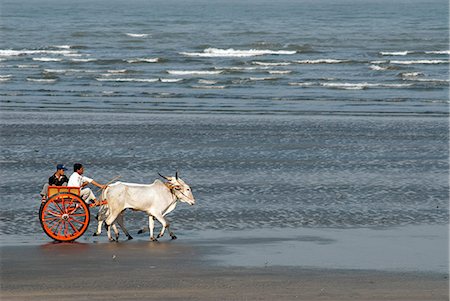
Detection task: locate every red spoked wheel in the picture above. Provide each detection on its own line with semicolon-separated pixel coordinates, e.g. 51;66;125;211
39;192;90;242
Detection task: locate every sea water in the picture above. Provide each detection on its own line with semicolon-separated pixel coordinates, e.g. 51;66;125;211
0;0;448;253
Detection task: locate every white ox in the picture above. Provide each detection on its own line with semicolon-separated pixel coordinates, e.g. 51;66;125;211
102;173;195;241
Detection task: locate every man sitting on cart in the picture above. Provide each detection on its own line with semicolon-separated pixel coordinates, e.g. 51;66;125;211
68;163;106;206
40;164;69;201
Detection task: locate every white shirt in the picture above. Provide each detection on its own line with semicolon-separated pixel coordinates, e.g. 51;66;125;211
68;172;93;187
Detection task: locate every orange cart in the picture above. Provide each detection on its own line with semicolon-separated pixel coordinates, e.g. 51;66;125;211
39;186;99;242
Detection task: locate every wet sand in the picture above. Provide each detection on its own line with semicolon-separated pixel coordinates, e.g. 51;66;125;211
1;241;448;301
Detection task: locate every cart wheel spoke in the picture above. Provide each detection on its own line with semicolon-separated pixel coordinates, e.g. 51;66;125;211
39;192;90;242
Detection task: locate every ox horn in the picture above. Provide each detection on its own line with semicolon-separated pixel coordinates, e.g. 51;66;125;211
175;170;179;180
158;173;171;181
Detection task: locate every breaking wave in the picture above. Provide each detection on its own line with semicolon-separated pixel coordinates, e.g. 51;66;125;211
125;58;159;63
322;82;413;90
252;61;291;66
0;49;75;56
167;70;223;75
295;59;350;64
125;33;149;38
180;48;296;57
26;78;57;83
380;51;412;56
32;57;63;62
390;60;449;65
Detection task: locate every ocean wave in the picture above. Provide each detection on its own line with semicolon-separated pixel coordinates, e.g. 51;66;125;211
32;57;63;62
252;61;291;66
400;72;424;78
125;33;149;38
424;50;450;55
160;78;183;83
0;49;75;57
44;68;99;73
295;59;350;64
71;58;97;62
17;64;39;68
125;58;159;63
215;66;269;71
268;70;292;74
322;82;413;90
53;45;72;49
390;60;449;65
167;70;223;75
192;85;226;89
96;78;159;83
26;78;57;83
249;77;278;81
369;65;389;71
198;79;218;84
180;48;296;57
107;69;128;73
289;82;317;87
0;75;12;82
380;51;412;56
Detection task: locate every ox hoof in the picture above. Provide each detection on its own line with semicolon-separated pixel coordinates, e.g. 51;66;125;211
137;230;143;234
93;232;99;237
171;236;177;240
127;236;133;240
150;237;158;242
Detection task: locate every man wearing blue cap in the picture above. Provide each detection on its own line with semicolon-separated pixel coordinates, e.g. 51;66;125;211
40;164;69;201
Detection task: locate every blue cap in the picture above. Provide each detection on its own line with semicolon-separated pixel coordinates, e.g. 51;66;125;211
56;164;67;171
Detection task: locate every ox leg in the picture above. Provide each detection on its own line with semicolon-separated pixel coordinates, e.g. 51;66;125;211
148;215;157;242
154;214;169;239
105;213;120;242
93;220;103;236
116;212;132;240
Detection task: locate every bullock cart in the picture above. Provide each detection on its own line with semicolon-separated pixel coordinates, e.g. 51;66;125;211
39;186;104;242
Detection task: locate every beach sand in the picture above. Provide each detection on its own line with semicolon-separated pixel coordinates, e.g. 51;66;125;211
1;240;448;301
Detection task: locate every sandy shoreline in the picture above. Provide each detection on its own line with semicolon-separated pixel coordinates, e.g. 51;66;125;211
1;241;448;301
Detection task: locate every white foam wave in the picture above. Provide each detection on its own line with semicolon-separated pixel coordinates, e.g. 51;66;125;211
0;75;12;82
96;78;159;83
268;70;292;74
253;61;291;66
180;48;296;57
400;72;424;78
295;59;349;64
425;50;450;55
26;78;57;83
54;45;72;49
126;58;159;63
198;79;217;84
192;85;226;89
32;57;63;62
44;68;98;73
0;49;75;57
322;82;413;90
126;33;149;38
390;60;449;65
369;65;389;71
216;66;269;71
71;58;97;62
289;82;316;87
380;51;411;56
17;64;39;68
107;69;128;73
160;78;183;83
167;70;223;75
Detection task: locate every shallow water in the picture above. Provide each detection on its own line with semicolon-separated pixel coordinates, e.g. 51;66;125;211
0;112;448;244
